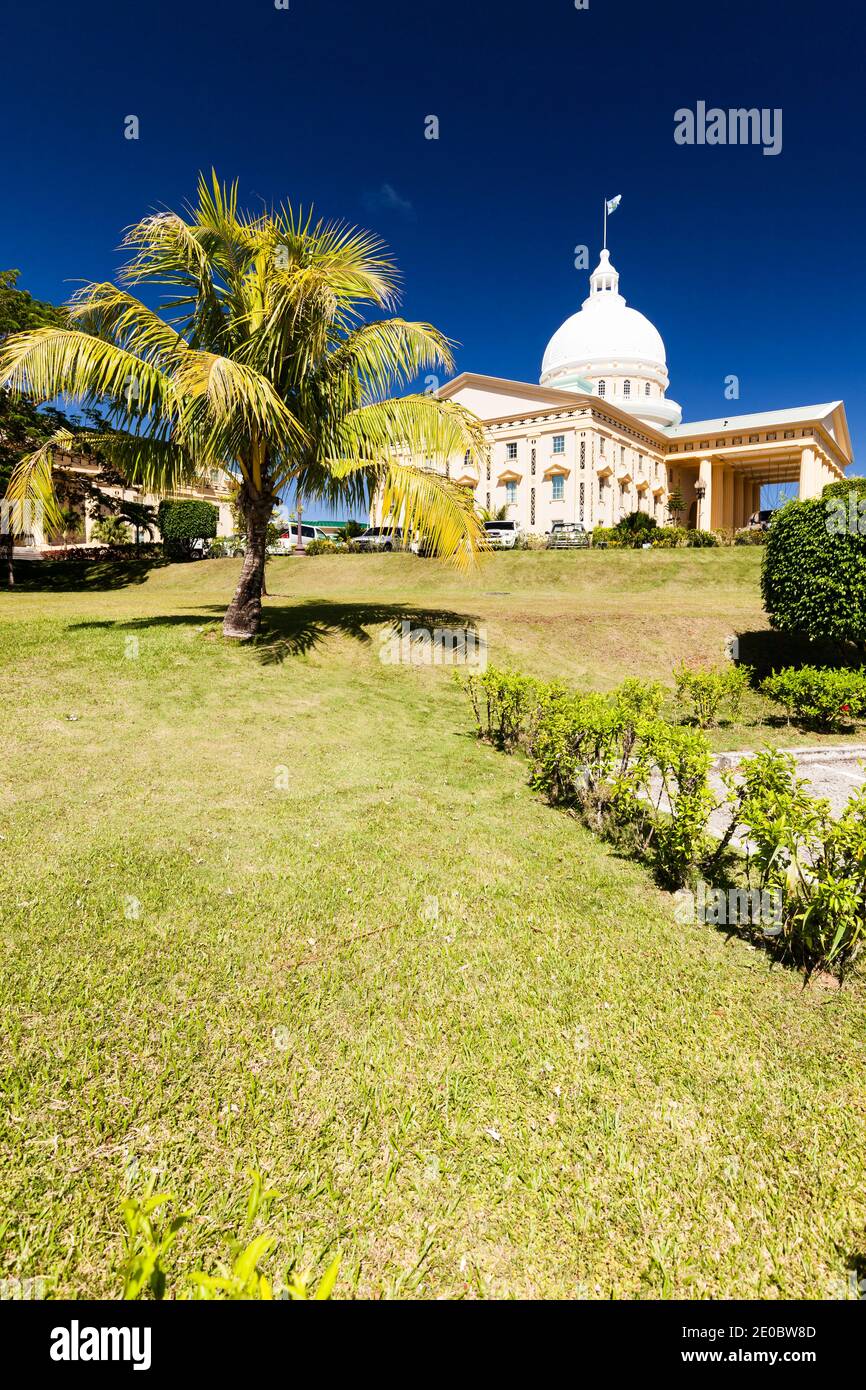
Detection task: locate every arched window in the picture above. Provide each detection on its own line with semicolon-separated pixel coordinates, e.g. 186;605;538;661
598;380;606;398
623;380;631;398
645;382;651;397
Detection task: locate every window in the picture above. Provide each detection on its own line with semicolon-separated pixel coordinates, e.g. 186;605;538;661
598;381;606;398
623;380;631;398
530;487;536;525
552;435;565;454
551;475;564;501
505;480;517;503
645;382;651;396
579;440;586;469
530;447;536;475
506;442;517;461
463;449;471;465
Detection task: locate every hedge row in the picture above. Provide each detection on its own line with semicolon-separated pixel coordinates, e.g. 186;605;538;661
465;667;866;975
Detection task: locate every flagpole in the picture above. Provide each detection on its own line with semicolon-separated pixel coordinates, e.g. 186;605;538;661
603;197;607;251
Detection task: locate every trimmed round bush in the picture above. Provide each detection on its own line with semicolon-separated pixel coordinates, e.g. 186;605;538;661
762;492;866;649
157;500;218;559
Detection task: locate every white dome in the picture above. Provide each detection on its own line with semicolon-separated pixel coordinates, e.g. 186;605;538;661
541;301;666;377
540;248;682;428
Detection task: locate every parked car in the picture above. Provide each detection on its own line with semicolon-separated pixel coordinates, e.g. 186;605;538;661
483;519;520;549
748;509;777;532
277;524;329;553
546;521;590;549
354;526;404;551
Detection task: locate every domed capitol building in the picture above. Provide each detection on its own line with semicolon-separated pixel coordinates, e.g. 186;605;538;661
432;238;852;535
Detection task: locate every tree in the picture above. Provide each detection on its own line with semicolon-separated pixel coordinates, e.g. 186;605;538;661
762;486;866;652
157;499;218;560
666;488;685;525
479;502;510;522
0;270;71;583
0;174;487;637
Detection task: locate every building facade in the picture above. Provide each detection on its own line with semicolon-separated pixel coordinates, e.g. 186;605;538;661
382;247;853;535
23;451;234;548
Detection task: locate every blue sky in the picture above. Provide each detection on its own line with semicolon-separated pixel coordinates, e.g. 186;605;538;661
3;0;864;508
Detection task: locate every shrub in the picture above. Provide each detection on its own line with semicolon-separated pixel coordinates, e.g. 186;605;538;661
762;491;866;650
468;667;712;887
305;538;337;555
686;529;719;548
726;750;866;973
590;526;621;548
614;513;658;547
91;515;131;546
157;500;218;560
760;665;866;729
674;663;751;727
734;527;765;545
465;668;551;750
650;526;688;548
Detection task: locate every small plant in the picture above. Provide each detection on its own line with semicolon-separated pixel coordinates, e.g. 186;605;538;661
650;526;688;548
686;529;719;548
91;515;131;546
305;538;338;555
760;665;866;730
674;663;751;728
723;750;866;974
120;1171;340;1301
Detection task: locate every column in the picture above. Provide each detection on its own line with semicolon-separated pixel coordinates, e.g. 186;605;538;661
799;447;816;500
721;468;734;529
733;473;745;530
697;457;712;531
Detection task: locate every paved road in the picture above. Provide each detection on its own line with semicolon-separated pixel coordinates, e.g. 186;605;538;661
708;746;866;846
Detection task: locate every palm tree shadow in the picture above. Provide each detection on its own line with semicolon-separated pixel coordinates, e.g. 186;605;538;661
69;599;482;666
254;600;480;665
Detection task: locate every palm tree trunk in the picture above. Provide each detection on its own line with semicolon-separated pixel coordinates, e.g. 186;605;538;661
222;491;270;639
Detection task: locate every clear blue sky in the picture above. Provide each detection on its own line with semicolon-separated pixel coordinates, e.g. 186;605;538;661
3;0;864;490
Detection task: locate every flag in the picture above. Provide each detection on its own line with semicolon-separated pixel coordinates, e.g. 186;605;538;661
606;194;622;215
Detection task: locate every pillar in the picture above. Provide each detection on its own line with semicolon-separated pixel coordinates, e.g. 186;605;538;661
721;468;734;529
733;473;744;530
799;447;816;500
697;457;712;531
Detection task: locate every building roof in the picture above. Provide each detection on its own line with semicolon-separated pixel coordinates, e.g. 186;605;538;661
668;403;844;435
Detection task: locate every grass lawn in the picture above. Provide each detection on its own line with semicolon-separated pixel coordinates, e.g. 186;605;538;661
1;548;864;1299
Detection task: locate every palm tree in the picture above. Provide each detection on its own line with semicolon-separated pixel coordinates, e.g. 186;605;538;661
0;174;487;637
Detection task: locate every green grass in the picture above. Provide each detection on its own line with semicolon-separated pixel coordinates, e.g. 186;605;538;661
1;549;864;1299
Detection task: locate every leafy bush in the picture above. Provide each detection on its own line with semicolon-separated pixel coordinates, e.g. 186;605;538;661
760;665;866;729
734;527;765;545
467;666;711;887
465;668;551;750
465;668;866;971
686;529;719;548
613;513;658;547
724;750;866;973
762;492;866;650
650;526;688;548
157;500;218;560
674;663;751;728
305;538;337;555
590;526;622;548
91;516;131;546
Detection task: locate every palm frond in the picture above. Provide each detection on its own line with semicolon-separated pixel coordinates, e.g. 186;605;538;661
0;326;169;417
